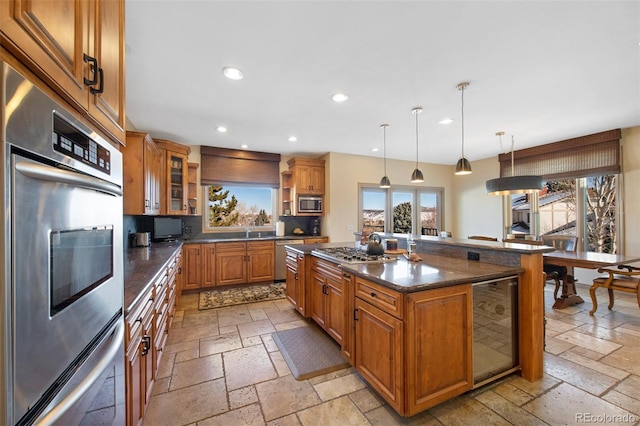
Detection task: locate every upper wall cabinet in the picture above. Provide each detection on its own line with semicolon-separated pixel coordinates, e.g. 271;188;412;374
0;0;126;146
287;158;325;195
155;139;191;216
123;131;161;215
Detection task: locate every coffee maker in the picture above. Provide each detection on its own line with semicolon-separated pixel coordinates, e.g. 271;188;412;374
312;218;320;236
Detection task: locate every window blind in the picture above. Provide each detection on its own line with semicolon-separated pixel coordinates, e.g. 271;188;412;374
200;146;281;187
499;129;621;180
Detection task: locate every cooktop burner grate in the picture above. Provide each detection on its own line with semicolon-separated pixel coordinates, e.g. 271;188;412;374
312;247;397;264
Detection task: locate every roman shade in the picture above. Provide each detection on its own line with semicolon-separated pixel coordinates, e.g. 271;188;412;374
499;129;621;180
200;146;281;187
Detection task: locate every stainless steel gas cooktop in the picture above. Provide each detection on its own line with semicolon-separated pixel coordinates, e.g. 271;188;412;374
312;246;397;264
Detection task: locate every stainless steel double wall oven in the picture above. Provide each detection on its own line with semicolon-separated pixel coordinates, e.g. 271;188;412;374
1;63;125;425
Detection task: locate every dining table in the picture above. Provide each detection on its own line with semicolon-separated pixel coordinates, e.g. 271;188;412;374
543;251;640;309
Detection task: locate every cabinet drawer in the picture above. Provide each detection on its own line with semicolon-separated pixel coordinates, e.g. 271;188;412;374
126;287;154;345
216;242;246;252
355;278;404;319
248;240;274;251
311;257;342;282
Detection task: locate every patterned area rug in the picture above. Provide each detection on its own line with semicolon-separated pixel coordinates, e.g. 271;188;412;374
199;282;286;310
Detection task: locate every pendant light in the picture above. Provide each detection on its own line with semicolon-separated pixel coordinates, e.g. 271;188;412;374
454;82;472;175
485;132;543;195
410;107;424;183
379;124;391;188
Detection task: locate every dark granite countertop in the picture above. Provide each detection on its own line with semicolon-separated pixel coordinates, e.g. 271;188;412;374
182;235;326;244
124;242;183;315
341;253;523;293
285;240;526;293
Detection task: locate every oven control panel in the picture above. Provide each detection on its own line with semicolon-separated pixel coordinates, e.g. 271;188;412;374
52;113;111;175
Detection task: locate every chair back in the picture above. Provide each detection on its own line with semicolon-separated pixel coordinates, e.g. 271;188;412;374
542;235;578;252
468;235;498;241
503;238;544;245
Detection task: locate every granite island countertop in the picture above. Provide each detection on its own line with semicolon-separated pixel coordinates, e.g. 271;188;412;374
340;253;524;293
285;240;533;293
124;242;183;314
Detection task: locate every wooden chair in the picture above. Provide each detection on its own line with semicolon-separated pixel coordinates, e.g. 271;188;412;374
541;235;578;300
589;264;640;315
468;235;498;241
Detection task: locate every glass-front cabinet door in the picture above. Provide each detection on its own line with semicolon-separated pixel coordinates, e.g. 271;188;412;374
155;139;191;216
167;152;188;215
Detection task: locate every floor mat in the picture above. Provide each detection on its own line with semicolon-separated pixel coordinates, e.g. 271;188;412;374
272;324;350;380
199;282;285;310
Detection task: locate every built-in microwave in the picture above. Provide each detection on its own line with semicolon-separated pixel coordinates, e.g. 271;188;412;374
298;196;323;214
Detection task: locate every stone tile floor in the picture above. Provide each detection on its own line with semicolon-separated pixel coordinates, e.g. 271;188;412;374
143;282;640;425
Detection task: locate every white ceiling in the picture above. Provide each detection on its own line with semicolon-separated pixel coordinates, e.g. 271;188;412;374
125;1;640;166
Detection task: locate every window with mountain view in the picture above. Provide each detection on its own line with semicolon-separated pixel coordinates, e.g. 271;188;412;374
204;185;276;231
360;185;442;235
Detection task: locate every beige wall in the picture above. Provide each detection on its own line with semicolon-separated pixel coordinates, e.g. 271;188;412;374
324;152;454;243
450;155;504;240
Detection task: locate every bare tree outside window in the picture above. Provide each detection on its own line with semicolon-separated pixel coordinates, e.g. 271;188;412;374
535;176;617;253
586;176;616;253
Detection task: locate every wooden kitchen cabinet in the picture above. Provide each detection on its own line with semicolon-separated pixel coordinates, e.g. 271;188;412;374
354;296;404;414
187;162;199;214
216;242;248;286
309;257;344;344
304;237;329;244
0;0;126;145
180;243;215;290
202;243;216;288
285;248;306;316
122;131;161;215
351;276;473;417
281;171;293;215
405;284;473;415
155;139;190;216
125;286;154;426
125;247;181;425
216;241;275;286
341;272;355;364
287;158;325;195
182;244;203;290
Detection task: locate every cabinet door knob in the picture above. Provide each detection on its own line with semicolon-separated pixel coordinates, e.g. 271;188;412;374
370;292;377;298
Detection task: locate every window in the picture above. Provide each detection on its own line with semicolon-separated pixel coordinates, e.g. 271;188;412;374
360;184;442;235
204;185;277;232
513;175;618;253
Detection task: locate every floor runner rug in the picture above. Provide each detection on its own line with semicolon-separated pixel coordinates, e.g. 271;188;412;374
272;324;350;380
199;282;285;310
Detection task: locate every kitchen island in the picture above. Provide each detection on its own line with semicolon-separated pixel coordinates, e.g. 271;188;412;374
285;236;553;417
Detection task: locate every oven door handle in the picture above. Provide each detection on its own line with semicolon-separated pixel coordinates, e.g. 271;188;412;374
15;161;122;197
35;320;124;426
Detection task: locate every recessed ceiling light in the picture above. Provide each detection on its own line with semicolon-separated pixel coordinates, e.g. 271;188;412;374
240;144;248;149
288;136;298;142
223;67;244;80
371;148;379;152
439;118;454;125
331;93;348;103
216;126;228;133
